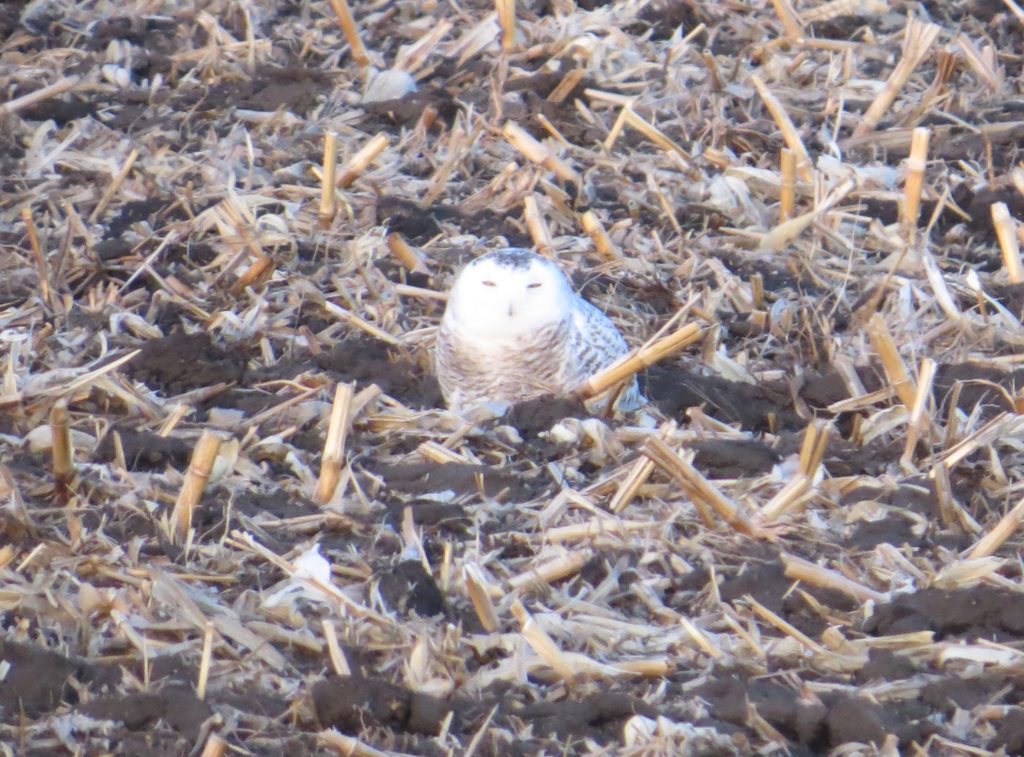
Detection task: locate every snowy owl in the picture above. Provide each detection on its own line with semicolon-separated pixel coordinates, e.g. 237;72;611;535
434;248;645;416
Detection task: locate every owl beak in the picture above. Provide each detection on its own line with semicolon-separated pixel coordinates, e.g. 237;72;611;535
507;303;515;317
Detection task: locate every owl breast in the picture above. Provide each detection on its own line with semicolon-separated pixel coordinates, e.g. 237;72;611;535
435;318;572;415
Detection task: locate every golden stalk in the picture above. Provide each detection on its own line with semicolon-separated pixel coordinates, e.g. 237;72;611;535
197;621;214;700
199;735;227;757
780;553;888;603
798;419;831;477
230;253;274;294
770;0;805;38
327;0;370;67
548;69;586;104
957;34;1001;92
966;495;1024;559
496;0;516;52
901;127;929;239
0;76;79;115
50;400;73;501
338;133;390;188
602;104;631;152
319;132;337;229
900;357;936;469
507;549;592;590
322;619;351;675
643;437;764;537
992;202;1024;283
386;231;429;272
535;113;571;147
681;616;723;659
621;108;690;162
523;194;554;255
510;599;576;682
580;210;622;261
932;462;966;532
751;274;765;309
544;519;653;542
750;75;813;181
779;148;796;222
89;147;139;223
502;121;580;184
852;18;940;138
576;322;703;401
464;563;500;632
21;206;49;306
314;383;355;505
867;312;917;410
170;431;223;544
609;455;656;513
759;473;811;520
318;730;393;757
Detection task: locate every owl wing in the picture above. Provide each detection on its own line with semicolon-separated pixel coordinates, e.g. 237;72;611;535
568;297;645;410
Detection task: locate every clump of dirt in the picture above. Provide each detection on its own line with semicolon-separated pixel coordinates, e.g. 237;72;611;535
129;331;248;394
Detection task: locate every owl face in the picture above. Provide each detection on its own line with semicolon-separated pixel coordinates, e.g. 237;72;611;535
444;249;573;340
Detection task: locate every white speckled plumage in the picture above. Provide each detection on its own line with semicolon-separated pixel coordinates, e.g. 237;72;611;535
434;248;644;416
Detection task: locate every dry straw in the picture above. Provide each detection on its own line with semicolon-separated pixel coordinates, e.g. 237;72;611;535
853;17;940;137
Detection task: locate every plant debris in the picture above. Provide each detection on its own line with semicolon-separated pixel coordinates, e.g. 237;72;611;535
4;0;1024;754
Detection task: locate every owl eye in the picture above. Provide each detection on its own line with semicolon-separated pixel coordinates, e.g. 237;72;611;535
481;280;497;287
526;282;542;289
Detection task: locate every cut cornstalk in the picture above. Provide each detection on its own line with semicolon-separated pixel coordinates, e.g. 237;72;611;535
1;76;79;115
576;322;703;401
900;357;936;470
798;419;830;477
502;121;580;184
314;383;355;504
89;147;139;223
50;400;74;501
523;194;554;255
779;148;796;222
901;127;929;239
464;563;500;632
199;734;226;757
867;312;917;410
197;621;214;699
643;437;764;537
853;18;940;138
759;473;811;520
170;430;223;544
966;495;1024;559
338;134;389;188
781;553;888;603
510;599;576;682
750;75;813;181
507;549;592;590
319;132;337;228
580;210;622;260
21;206;49;306
496;0;516;52
322;619;351;675
992;202;1024;283
386;231;429;273
327;0;370;67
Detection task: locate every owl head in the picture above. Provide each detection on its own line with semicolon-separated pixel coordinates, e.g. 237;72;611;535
443;248;573;339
